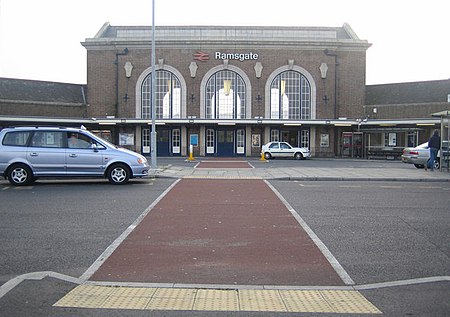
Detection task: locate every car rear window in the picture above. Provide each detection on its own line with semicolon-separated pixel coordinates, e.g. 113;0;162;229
2;131;31;146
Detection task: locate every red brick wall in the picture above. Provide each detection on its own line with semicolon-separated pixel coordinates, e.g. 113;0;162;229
86;47;368;121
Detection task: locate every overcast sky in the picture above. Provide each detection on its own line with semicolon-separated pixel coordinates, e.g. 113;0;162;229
0;0;449;85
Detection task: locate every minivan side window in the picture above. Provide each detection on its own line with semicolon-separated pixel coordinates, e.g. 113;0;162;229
31;131;65;148
67;132;106;149
67;132;93;149
2;131;31;146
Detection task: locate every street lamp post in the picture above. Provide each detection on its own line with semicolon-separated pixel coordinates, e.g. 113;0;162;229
150;0;157;169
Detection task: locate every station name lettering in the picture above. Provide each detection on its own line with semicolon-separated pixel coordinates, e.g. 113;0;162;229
215;51;259;62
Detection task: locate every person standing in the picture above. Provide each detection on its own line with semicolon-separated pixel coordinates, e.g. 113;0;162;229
426;130;441;171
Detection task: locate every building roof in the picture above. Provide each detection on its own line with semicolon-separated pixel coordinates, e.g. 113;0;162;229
82;22;371;50
365;79;450;105
0;78;87;105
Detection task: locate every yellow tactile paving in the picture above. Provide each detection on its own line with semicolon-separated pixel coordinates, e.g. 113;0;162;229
280;290;334;313
238;289;287;312
102;295;151;310
193;289;239;311
146;297;195;310
321;290;382;314
54;285;382;314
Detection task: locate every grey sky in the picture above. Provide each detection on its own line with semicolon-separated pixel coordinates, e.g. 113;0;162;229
0;0;448;84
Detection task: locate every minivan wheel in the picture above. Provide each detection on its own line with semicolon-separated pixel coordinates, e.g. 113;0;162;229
107;163;131;185
8;164;34;186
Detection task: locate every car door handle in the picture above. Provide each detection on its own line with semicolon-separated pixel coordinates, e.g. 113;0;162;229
29;152;38;156
68;154;78;158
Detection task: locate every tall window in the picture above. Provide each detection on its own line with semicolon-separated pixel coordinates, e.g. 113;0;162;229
300;130;309;148
270;129;280;142
142;70;181;119
270;71;311;120
205;70;246;119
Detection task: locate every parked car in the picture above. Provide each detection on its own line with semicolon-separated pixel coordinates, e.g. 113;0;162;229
401;141;449;169
261;141;311;160
0;126;150;185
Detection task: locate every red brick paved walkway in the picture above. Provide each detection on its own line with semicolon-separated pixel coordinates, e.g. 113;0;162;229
196;161;252;168
90;179;345;286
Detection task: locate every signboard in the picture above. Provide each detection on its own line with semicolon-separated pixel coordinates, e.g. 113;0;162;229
251;134;261;147
320;134;329;147
190;134;198;147
119;133;134;146
193;51;259;62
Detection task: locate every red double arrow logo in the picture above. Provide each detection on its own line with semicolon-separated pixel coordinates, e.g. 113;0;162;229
193;51;209;62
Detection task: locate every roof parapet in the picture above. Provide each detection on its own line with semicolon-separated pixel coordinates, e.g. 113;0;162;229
94;22;111;39
342;23;359;40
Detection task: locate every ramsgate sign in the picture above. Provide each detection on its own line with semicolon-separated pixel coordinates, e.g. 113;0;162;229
215;51;259;61
193;51;259;62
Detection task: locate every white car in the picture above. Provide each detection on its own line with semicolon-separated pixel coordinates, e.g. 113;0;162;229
261;141;311;160
401;141;449;169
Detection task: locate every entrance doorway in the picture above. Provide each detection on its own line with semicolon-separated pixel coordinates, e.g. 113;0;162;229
342;132;363;158
142;128;181;157
157;130;170;156
272;128;310;148
217;130;234;156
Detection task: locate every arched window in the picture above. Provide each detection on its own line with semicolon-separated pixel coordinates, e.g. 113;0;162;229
205;70;246;119
270;71;311;120
141;70;181;119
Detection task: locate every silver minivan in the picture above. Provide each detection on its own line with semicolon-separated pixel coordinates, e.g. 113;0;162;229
0;126;150;185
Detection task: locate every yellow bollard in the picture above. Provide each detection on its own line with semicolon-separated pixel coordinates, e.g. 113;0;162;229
260;151;266;161
187;144;195;161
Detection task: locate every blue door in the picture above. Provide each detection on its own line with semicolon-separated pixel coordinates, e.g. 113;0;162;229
157;129;170;156
217;130;234;156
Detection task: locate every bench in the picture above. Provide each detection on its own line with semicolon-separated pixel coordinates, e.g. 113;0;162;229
367;147;403;160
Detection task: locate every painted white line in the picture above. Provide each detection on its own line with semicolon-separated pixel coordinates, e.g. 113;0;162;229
0;271;81;299
354;276;450;290
1;271;448;299
79;179;181;281
265;180;355;285
298;183;321;187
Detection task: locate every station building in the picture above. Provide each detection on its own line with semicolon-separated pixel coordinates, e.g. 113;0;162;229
1;23;449;159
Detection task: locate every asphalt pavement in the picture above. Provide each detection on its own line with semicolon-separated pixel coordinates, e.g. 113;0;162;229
1;158;449;316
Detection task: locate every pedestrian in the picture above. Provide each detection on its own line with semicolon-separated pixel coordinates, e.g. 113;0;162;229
426;129;440;171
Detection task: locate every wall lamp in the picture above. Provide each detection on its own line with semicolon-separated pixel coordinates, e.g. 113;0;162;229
188;115;196;124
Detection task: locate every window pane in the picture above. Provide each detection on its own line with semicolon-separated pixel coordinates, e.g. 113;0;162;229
3;131;31;146
270;71;311;120
205;70;246;119
31;131;64;148
142;70;182;119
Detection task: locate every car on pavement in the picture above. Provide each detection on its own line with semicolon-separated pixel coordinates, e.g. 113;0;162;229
0;126;150;185
261;141;311;160
401;141;449;169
